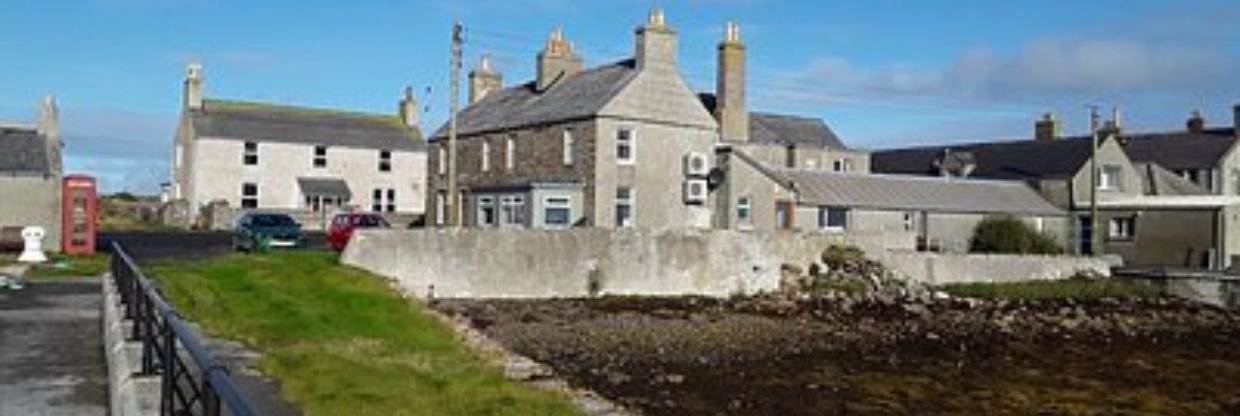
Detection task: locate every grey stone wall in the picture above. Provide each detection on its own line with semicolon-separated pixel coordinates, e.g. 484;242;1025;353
0;176;61;252
427;120;598;227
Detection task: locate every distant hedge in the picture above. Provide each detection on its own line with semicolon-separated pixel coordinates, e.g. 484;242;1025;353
970;215;1062;255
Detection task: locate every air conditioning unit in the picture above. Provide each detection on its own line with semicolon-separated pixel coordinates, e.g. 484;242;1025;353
683;179;708;205
683;152;710;177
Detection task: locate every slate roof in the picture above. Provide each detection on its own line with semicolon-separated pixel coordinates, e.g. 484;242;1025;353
1120;128;1236;171
699;93;847;150
873;127;1238;181
430;59;640;140
777;169;1064;216
190;99;424;151
1138;163;1210;196
872;137;1095;180
297;177;352;199
0;126;50;175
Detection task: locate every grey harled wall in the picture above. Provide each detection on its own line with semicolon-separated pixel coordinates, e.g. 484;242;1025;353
343;229;1115;299
343;229;907;298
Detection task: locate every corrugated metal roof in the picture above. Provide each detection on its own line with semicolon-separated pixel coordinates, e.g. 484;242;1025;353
0;126;50;175
190;100;424;151
778;169;1064;216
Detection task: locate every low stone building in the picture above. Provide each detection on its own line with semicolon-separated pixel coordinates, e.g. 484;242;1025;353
718;148;1067;252
168;64;427;229
872;107;1240;268
0;97;63;251
426;11;718;231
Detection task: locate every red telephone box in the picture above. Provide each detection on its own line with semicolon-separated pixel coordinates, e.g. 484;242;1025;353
62;175;98;255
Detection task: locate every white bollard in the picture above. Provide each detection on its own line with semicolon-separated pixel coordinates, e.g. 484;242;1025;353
18;226;48;263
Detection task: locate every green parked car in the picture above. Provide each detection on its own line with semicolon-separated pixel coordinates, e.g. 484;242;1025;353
232;213;305;252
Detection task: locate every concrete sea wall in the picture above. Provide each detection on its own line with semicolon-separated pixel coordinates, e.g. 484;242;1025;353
342;229;1114;299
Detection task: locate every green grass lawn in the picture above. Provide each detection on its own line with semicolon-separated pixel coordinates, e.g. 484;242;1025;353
146;251;584;416
940;278;1163;301
0;253;109;278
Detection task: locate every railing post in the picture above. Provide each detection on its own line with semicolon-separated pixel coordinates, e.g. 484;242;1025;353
202;380;220;416
161;320;176;415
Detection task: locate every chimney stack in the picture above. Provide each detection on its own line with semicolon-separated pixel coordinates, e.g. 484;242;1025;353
37;95;62;174
1101;106;1123;137
398;87;419;130
536;28;583;91
184;63;203;110
1034;112;1059;141
1233;103;1239;136
1187;110;1206;134
468;54;503;104
716;21;748;143
635;9;677;72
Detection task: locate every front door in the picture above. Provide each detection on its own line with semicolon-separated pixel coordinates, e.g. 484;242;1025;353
1078;215;1094;255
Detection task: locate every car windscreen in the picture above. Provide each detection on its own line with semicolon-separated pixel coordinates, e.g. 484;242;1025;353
354;215;390;228
251;215;297;227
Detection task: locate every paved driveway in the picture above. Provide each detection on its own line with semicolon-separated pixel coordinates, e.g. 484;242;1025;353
0;277;107;416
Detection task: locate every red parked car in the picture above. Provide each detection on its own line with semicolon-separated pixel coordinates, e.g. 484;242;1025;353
327;213;390;251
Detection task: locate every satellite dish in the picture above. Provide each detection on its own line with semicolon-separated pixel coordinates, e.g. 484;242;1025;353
706;168;726;190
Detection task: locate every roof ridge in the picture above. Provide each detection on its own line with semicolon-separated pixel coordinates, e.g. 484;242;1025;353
202;98;401;121
778;166;1031;187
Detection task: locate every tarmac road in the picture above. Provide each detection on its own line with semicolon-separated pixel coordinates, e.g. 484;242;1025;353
99;231;328;262
0;278;107;416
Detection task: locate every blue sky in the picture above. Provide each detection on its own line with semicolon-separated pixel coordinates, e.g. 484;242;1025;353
2;0;1238;193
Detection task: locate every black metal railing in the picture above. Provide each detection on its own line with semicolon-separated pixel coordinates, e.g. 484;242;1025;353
111;242;257;416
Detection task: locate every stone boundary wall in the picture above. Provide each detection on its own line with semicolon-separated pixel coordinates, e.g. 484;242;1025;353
341;229;1114;299
102;275;158;416
874;251;1119;285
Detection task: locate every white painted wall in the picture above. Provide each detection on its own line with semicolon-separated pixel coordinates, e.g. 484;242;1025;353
189;137;425;214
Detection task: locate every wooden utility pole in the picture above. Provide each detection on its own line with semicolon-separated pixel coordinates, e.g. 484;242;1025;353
1088;105;1100;256
446;21;463;227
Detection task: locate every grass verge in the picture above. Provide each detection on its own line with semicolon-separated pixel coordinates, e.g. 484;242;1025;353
940;278;1163;301
146;251;584;416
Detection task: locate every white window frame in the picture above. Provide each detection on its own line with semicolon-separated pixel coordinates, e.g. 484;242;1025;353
437;145;447;176
902;212;916;232
313;145;328;168
505;136;516;170
1099;165;1121;191
736;196;752;228
243;141;258;166
386;189;396;213
476;196;496;227
616;128;635;165
481;139;491;172
378;149;392;172
819;207;848;232
1108;216;1135;240
499;195;525;227
562;129;574;166
543;196;572;229
615;187;635;228
372;188;383;212
241;182;259;209
435;191;446;225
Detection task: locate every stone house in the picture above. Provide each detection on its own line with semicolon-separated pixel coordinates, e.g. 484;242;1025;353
872;107;1240;268
168;64;427;229
716;147;1066;253
426;11;718;231
0;97;63;251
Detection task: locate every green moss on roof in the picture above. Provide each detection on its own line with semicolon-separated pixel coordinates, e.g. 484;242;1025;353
202;99;419;138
